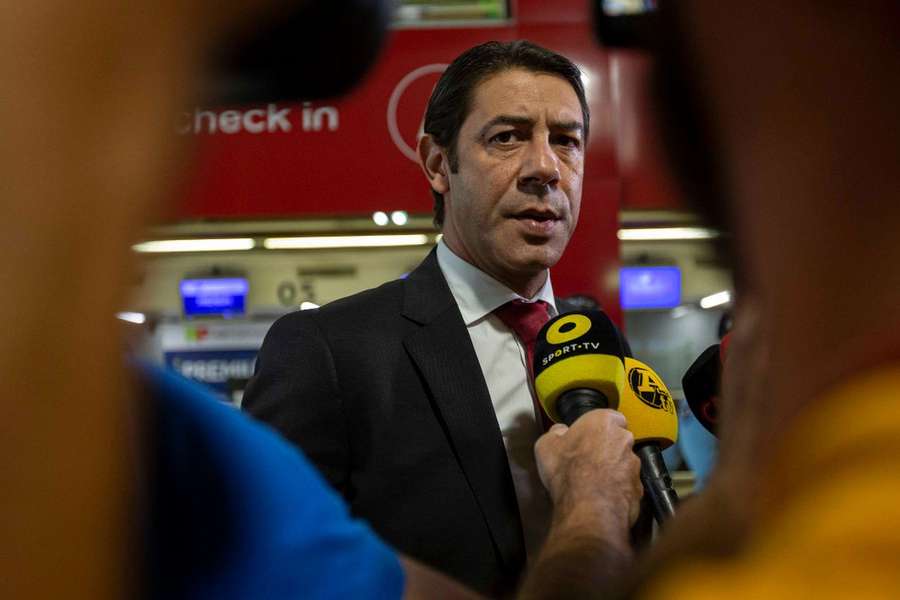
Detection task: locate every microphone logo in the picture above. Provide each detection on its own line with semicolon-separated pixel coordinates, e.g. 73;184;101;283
628;366;675;413
546;314;592;344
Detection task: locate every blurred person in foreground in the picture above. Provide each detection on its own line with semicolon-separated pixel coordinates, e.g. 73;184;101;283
521;1;900;597
243;39;608;595
0;2;643;599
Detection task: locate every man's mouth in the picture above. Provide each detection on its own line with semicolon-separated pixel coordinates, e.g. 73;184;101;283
510;209;561;235
511;208;560;222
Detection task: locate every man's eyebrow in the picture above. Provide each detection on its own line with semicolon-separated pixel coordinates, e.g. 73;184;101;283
477;115;585;139
477;115;534;138
550;120;584;135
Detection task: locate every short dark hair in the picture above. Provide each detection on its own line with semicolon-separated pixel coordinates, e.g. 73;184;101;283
423;40;590;227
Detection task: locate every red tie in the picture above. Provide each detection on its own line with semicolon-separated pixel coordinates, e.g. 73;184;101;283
493;299;554;431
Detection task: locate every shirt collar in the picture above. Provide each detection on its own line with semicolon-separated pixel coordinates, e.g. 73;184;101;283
436;240;558;326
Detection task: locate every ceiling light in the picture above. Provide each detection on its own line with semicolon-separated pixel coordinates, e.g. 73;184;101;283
132;238;255;253
263;234;430;250
300;301;320;310
700;291;731;309
372;211;389;226
579;66;593;90
617;227;719;241
116;311;146;324
390;210;409;226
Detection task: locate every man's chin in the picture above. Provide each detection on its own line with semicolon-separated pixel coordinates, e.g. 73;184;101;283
523;238;567;264
504;249;562;275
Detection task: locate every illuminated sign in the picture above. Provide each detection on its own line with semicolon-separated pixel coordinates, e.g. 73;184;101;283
180;278;249;317
620;266;681;310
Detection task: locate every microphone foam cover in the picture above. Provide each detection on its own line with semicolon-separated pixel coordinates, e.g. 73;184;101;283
620;357;678;447
719;332;732;364
533;311;625;423
681;344;720;436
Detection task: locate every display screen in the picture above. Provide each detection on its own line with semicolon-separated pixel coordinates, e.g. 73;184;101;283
394;1;509;26
180;278;249;317
620;266;681;310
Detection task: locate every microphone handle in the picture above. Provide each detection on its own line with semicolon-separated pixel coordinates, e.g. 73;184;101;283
557;388;609;425
635;443;678;524
556;390;678;526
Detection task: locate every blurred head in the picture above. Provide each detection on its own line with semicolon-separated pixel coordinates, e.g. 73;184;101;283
1;2;390;597
647;0;900;419
418;41;590;296
650;0;900;288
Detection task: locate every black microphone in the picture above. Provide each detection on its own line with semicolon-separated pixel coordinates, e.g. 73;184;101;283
682;344;721;437
682;332;732;438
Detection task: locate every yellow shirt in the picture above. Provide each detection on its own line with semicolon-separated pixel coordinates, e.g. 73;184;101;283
646;364;900;598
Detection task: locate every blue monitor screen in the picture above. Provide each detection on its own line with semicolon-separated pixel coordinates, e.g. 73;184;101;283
620;266;681;310
181;278;249;316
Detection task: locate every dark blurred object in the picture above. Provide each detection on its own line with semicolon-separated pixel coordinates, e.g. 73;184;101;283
559;294;600;312
593;1;737;283
206;0;392;105
556;295;634;357
682;344;720;436
718;311;734;340
592;0;658;49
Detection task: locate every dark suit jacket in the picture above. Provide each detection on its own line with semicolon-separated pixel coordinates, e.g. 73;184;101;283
243;249;525;596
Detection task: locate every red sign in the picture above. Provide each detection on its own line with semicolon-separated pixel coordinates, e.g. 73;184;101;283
174;1;683;323
178;16;626;218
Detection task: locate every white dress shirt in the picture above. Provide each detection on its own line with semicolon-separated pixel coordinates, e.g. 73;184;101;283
436;241;557;560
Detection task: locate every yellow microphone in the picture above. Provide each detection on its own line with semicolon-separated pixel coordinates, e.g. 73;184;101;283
620;357;679;522
533;310;627;424
533;312;679;523
620;357;678;447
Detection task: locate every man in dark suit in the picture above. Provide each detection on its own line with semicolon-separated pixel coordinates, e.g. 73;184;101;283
244;40;591;596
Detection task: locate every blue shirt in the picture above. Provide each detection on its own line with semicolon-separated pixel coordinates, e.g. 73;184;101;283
142;363;404;599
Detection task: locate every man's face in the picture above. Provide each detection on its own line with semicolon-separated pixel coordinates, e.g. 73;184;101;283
441;68;585;292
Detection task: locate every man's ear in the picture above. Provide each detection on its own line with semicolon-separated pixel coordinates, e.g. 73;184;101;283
417;134;450;195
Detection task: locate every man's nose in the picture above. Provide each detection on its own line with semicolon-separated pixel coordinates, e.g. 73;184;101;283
518;137;560;192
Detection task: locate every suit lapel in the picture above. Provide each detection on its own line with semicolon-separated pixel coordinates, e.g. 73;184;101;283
401;250;525;572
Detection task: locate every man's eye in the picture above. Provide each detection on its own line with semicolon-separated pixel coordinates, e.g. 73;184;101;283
490;131;519;144
554;134;581;149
